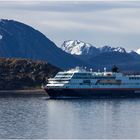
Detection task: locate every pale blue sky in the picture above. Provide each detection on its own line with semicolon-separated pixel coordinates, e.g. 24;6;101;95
0;1;140;51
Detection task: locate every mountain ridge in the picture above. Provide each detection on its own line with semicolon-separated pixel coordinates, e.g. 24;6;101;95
1;19;140;71
0;19;86;69
61;40;130;56
60;40;140;71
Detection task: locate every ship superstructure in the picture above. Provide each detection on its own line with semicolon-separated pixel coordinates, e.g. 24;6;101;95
44;67;140;98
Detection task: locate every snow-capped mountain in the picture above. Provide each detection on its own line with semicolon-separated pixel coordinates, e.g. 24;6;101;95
100;46;126;53
61;40;127;56
61;40;98;56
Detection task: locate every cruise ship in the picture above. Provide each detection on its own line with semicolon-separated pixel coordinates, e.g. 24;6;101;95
44;66;140;98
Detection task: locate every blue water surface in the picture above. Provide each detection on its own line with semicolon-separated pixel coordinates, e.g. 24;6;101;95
0;96;140;139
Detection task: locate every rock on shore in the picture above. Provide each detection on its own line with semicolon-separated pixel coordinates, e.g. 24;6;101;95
0;58;60;90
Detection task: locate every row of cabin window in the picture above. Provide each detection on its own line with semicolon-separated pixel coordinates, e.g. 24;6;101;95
99;83;140;85
49;80;70;82
97;83;120;85
72;77;115;79
74;73;92;76
122;83;140;85
56;74;73;76
129;77;140;80
55;76;72;78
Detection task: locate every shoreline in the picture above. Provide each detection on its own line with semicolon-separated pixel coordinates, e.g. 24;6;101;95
0;89;48;97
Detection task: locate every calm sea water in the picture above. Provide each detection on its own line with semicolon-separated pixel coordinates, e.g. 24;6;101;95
0;96;140;139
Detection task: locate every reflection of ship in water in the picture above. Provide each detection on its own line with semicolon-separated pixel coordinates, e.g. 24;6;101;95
44;66;140;98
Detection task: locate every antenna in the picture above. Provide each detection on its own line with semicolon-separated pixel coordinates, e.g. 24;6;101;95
104;67;106;73
90;68;92;72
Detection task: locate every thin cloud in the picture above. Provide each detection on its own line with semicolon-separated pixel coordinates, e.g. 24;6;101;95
0;1;140;50
0;1;140;12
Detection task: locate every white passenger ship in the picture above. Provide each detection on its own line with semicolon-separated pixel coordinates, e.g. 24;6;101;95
44;66;140;98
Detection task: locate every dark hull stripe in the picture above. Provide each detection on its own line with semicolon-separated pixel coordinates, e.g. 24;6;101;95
45;88;140;90
44;88;140;98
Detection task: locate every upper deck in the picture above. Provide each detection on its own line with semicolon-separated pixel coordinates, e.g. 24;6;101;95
46;67;140;88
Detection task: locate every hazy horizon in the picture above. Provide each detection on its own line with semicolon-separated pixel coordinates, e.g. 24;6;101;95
0;1;140;51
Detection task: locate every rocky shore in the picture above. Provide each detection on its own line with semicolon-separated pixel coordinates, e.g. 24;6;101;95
0;58;60;90
0;89;48;97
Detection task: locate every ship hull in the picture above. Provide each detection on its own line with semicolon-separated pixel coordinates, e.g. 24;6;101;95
45;88;140;98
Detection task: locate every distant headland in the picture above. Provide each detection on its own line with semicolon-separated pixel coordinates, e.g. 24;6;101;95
0;58;60;90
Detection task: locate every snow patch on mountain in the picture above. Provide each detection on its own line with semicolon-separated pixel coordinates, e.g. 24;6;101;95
0;35;2;40
136;48;140;54
61;40;95;55
100;46;126;53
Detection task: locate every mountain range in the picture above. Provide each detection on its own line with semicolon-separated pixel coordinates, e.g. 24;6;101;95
61;40;140;71
61;40;127;56
0;19;140;71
